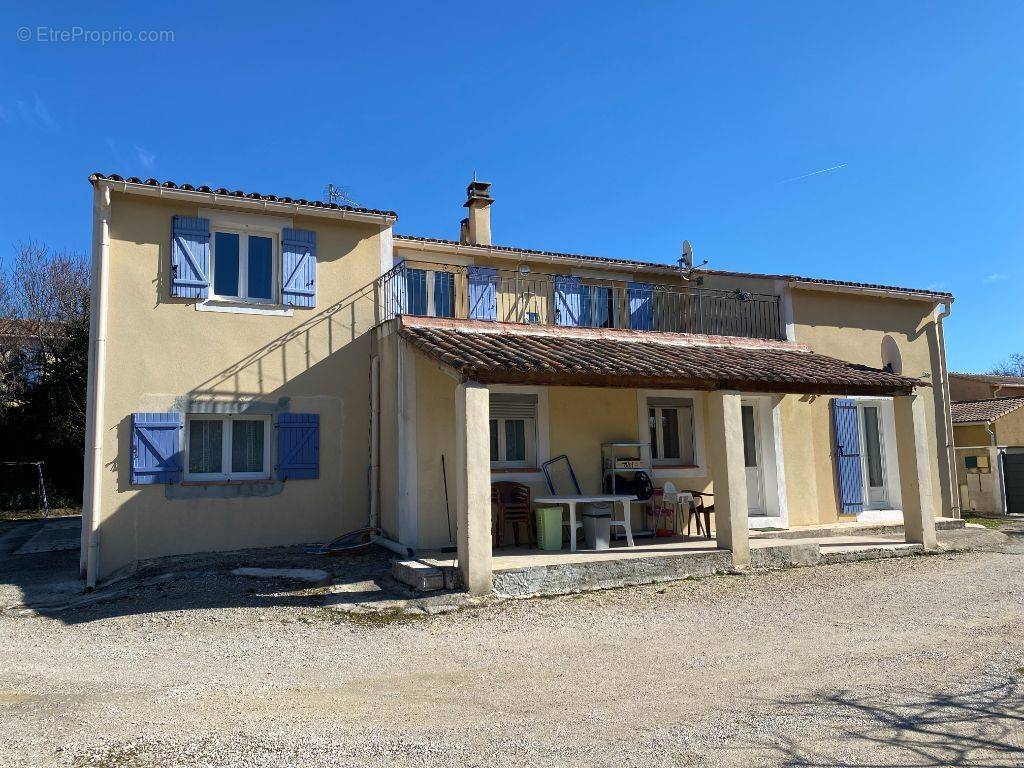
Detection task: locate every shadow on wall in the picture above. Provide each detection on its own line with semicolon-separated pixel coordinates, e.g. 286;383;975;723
91;273;390;577
756;675;1024;766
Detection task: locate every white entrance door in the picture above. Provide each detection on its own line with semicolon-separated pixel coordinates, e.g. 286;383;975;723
741;401;765;516
858;403;889;508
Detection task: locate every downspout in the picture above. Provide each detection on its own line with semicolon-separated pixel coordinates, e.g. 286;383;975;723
84;183;112;589
984;421;1009;515
934;300;959;518
369;354;380;530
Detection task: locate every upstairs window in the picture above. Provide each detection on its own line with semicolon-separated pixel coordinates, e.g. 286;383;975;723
647;396;695;466
213;231;276;303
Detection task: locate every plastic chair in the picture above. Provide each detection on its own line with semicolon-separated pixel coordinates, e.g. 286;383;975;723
491;482;535;548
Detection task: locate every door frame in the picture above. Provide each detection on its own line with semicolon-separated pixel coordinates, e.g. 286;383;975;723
741;394;788;528
844;396;904;518
857;401;890;510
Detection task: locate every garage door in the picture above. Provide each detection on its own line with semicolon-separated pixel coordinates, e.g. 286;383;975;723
1002;453;1024;514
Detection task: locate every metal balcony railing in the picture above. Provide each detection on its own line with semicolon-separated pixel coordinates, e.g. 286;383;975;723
376;260;784;341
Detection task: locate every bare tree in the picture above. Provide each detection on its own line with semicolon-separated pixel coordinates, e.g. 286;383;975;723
0;241;89;409
988;353;1024;377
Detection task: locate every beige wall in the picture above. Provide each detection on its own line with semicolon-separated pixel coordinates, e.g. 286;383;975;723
790;288;951;520
991;407;1024;446
94;191;386;578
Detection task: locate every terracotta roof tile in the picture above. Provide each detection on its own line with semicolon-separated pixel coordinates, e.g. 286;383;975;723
89;173;398;218
951;397;1024;424
393;235;953;300
397;317;923;396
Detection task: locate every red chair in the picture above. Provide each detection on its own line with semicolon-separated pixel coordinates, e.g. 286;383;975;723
491;482;535;548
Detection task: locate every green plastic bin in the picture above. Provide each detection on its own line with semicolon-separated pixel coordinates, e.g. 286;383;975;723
535;506;564;551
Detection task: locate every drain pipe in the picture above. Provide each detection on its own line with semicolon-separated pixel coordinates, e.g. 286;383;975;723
934;300;959;518
84;183;112;590
369;355;380;530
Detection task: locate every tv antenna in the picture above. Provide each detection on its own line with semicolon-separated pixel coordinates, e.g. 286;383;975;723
324;183;361;207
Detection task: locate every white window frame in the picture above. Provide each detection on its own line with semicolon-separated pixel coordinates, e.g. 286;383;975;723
184;413;272;482
636;390;707;479
490;416;537;469
210;228;280;305
487;384;549;479
648;401;695;466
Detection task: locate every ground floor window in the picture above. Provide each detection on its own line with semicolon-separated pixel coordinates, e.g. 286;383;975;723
185;414;271;480
489;392;538;468
647;396;695;466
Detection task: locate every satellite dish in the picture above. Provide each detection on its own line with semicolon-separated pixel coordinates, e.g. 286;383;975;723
680;240;694;270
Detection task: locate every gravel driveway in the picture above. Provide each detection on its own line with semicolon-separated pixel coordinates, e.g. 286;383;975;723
2;530;1023;767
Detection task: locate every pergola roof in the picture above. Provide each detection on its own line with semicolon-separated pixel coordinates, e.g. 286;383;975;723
397;316;923;396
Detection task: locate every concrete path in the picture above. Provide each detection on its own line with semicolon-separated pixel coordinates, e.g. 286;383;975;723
12;517;81;555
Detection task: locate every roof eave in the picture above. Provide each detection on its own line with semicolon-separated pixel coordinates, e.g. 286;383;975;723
91;175;397;227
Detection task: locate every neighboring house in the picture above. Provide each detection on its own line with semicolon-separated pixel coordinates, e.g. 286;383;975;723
949;372;1024;401
951;396;1024;515
0;318;66;405
81;173;956;592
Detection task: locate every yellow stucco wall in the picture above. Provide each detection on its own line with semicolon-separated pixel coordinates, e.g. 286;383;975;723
790;288;951;520
94;191;385;578
991;407;1024;446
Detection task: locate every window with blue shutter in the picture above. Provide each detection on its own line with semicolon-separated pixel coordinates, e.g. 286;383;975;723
831;398;864;513
432;271;455;318
628;282;654;330
553;275;583;327
276;413;319;480
405;268;428;316
171;217;211;299
131;412;182;485
582;284;613;328
281;228;317;308
467;266;498;320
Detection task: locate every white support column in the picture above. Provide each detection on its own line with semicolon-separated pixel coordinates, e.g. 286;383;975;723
894;393;938;550
455;381;492;594
706;390;750;568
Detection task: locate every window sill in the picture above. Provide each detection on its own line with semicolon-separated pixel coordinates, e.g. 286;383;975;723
651;464;699;469
181;478;274;487
491;467;540;474
196;300;294;317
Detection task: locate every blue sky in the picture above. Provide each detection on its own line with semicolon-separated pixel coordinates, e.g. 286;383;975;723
1;2;1021;372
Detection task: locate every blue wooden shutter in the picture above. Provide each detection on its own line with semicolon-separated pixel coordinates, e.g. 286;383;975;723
276;413;319;480
467;266;498;320
553;276;583;327
405;268;428;315
629;282;653;330
170;216;210;299
281;228;317;308
831;398;864;513
131;412;182;485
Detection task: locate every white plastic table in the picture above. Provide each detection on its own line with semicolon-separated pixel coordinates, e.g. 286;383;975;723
534;494;637;552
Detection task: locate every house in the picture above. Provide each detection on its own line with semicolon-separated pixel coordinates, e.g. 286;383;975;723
948;373;1024;514
81;173;957;593
949;372;1024;402
951;395;1024;515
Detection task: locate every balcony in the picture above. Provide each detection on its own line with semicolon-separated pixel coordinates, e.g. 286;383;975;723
377;261;785;341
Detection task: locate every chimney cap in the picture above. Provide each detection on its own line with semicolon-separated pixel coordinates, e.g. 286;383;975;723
464;180;493;207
